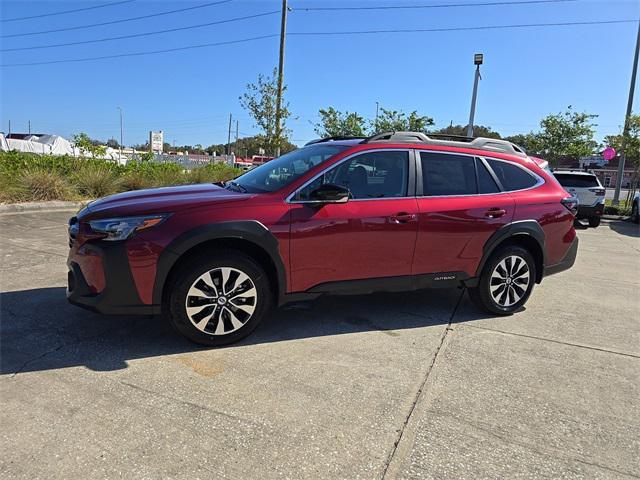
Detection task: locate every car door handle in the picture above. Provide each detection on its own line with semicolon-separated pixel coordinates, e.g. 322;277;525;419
485;208;507;218
389;212;417;224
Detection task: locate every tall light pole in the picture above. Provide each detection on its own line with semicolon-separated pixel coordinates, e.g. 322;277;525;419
375;101;379;132
613;21;640;205
117;107;123;162
466;53;483;137
274;0;288;157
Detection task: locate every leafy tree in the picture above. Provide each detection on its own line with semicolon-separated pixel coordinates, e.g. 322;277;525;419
73;133;106;157
106;138;120;149
503;133;543;154
433;124;501;139
314;107;367;137
240;68;291;155
534;106;598;166
604;113;640;170
373;108;434;133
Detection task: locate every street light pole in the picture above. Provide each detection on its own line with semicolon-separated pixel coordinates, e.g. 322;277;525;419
613;21;640;206
274;0;288;157
375;101;379;132
117;107;123;163
467;53;483;138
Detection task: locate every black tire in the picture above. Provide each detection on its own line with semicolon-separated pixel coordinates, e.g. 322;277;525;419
468;245;536;315
588;216;601;228
165;250;273;346
632;202;639;224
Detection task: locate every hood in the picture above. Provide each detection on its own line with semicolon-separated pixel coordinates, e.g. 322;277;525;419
81;183;250;219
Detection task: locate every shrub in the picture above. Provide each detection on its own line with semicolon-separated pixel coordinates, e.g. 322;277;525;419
119;172;152;191
14;170;71;201
189;163;241;184
604;205;632;216
72;163;121;198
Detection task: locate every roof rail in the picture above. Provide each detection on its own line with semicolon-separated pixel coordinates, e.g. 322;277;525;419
305;135;367;146
361;131;527;157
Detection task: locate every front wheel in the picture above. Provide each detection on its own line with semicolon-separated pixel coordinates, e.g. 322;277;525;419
588;216;601;228
468;245;536;315
166;251;273;346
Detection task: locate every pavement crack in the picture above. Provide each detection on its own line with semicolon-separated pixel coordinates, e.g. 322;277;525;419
461;324;640;359
380;288;465;479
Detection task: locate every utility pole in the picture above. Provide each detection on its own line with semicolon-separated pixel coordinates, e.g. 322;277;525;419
28;120;31;134
235;120;239;156
227;113;233;155
274;0;288;157
466;53;484;137
375;101;379;132
613;21;640;205
8;120;10;137
117;107;123;163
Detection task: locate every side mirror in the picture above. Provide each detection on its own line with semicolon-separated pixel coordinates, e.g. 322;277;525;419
309;183;349;204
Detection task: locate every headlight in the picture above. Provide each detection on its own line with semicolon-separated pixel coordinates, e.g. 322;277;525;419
88;214;169;241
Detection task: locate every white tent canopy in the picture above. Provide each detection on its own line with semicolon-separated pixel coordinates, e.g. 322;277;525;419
0;133;122;161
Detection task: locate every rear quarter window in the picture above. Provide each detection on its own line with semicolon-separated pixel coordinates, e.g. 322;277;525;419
553;173;599;188
487;159;538;191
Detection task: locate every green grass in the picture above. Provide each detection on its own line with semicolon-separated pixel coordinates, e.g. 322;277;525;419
0;151;242;203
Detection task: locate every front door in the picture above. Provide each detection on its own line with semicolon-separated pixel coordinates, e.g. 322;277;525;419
289;150;418;292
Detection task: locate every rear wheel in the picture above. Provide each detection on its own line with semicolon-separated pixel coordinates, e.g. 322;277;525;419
468;245;536;315
166;251;272;346
588;216;601;228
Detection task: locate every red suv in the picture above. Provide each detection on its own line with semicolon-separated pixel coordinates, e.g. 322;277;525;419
67;132;579;345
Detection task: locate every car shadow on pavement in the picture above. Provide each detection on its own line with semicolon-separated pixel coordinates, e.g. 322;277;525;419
607;219;640;237
1;286;472;375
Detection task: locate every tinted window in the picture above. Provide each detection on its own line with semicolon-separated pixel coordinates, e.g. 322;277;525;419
553;173;599;188
487;159;538;191
477;159;500;194
234;144;348;193
296;150;409;200
421;152;476;196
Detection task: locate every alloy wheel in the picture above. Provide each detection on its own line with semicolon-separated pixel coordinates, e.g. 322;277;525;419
489;255;530;307
185;267;257;335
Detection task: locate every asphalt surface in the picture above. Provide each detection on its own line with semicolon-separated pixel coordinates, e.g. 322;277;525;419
1;211;638;479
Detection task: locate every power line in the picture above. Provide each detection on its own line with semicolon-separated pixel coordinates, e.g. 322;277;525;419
293;0;576;11
2;0;137;23
2;11;280;52
287;19;637;36
2;19;637;67
1;35;278;67
1;0;234;38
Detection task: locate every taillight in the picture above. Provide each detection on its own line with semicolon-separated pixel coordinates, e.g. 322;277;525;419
589;188;605;196
561;196;579;216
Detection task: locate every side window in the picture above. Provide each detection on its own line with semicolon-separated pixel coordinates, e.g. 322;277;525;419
421;152;476;196
296;150;409;200
487;159;538;191
476;158;500;194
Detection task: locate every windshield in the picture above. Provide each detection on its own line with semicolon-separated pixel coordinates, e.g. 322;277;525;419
230;144;349;193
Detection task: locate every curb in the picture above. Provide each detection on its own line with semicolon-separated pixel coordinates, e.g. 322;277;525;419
0;200;87;214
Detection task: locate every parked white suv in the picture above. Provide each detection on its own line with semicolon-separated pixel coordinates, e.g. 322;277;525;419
553;170;605;227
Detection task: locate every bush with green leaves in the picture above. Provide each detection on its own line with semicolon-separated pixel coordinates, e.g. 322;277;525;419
0;152;243;203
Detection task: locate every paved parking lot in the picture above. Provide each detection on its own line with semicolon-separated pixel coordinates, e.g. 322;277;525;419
1;210;639;479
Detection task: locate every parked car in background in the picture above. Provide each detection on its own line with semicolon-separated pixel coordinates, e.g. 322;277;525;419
553;170;605;227
632;191;640;223
67;132;579;346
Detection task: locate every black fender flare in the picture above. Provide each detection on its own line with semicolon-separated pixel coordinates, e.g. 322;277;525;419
474;220;546;281
152;220;287;305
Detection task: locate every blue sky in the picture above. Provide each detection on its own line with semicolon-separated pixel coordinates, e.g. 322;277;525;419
1;0;639;147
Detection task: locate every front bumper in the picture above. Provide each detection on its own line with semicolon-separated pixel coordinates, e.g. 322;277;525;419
67;241;159;316
577;202;604;219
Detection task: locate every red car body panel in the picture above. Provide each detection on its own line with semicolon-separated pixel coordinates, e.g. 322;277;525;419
67;141;578;314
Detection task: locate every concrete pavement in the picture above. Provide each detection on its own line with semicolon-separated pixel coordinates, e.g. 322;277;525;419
1;210;638;479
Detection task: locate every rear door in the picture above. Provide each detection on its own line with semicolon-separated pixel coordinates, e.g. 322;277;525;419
412;151;515;280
